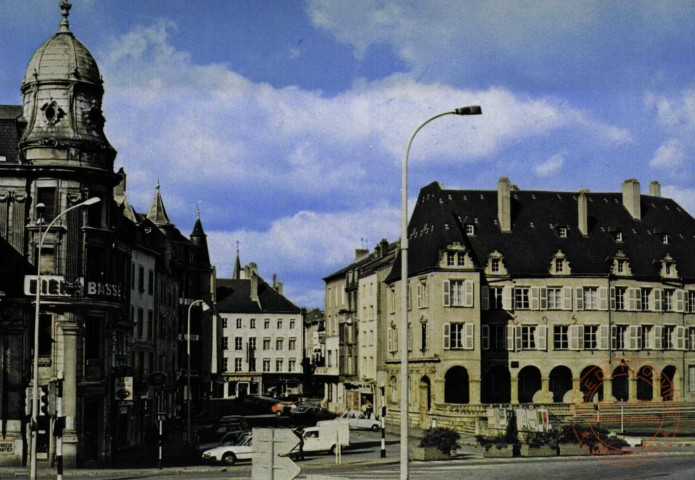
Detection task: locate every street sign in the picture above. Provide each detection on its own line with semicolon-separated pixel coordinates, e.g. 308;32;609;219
252;428;300;480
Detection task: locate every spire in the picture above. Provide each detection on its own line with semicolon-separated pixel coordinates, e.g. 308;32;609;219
59;1;72;34
233;241;241;280
190;208;210;264
147;184;173;227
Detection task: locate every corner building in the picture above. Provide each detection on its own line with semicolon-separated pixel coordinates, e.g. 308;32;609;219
380;178;695;430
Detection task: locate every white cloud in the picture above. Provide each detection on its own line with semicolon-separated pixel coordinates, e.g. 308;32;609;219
534;152;565;178
650;139;685;170
662;185;695;217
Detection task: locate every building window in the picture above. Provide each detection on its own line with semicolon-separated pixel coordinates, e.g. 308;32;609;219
584;325;598;350
555;258;564;273
616;325;628;350
664;326;675;350
548;287;562;310
289;320;295;329
448;280;465;306
617;260;627;274
288;338;296;350
664;290;675;312
249;337;256;350
689;292;695;313
641;288;651;311
689;327;695;350
276;338;283;350
615;287;627;311
662;233;670;245
276;359;283;372
137;308;144;338
38;314;52;356
417;281;428;308
147;310;153;340
264;319;270;329
456;252;465;265
288;359;296;372
491;258;500;274
466;224;475;236
490;287;503;310
421;323;428;351
236;318;242;329
235;358;242;372
615;231;623;243
263;359;270;372
521;325;536;350
278;319;283;329
690;366;695;392
222;318;228;328
449;323;464;349
235;337;243;350
138;265;144;292
558;227;568;238
447;253;455;266
493;325;506;350
263;338;271;350
223;338;229;350
642;325;653;349
250;318;256;329
583;287;599;310
515;287;530;310
554;325;568;350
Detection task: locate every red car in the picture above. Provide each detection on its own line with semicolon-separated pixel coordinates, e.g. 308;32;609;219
271;402;297;416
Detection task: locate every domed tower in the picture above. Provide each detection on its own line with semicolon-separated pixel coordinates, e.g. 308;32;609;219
20;0;116;175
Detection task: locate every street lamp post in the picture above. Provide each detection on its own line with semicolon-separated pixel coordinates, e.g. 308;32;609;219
186;299;210;445
400;106;481;480
30;196;100;480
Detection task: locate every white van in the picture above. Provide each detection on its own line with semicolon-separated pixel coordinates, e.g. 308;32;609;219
300;421;350;454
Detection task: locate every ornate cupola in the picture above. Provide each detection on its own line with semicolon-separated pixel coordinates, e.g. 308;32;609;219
19;1;116;171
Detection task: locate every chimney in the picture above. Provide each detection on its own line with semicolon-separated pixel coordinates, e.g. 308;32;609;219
497;177;512;233
247;263;259;303
355;249;369;262
622;179;641;220
578;190;589;236
272;274;284;295
114;167;126;197
379;238;389;257
650;181;661;198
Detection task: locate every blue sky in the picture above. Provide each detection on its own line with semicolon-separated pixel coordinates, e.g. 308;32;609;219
1;1;694;308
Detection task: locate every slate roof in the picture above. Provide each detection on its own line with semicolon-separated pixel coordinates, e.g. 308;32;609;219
386;181;695;283
0;105;23;163
216;277;302;314
324;240;398;282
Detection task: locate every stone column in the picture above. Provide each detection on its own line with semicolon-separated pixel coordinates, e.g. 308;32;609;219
654;373;663;402
605;372;614;401
59;316;80;467
469;377;481;405
540;377;551;403
572;378;581;403
628;372;637;402
511;376;519;404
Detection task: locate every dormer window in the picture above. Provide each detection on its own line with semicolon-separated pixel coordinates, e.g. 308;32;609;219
456;252;465;265
615;231;623;243
486;250;507;276
447;253;455;266
550;250;571;275
617;260;626;274
662;234;670;245
612;250;631;276
466;224;475;236
554;225;569;238
491;258;501;273
660;254;677;278
555;258;564;273
441;243;473;270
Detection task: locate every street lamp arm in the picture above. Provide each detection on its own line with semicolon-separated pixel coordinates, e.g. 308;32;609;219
39;197;101;248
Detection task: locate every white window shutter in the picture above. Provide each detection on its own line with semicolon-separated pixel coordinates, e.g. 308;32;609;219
577;325;585;350
443;323;451;350
464;280;474;307
442;280;450;307
654;289;663;311
575;287;584;311
628;288;636;311
610;324;617;350
387;328;393;352
676;290;686;313
464;323;474;350
676;326;686;350
598;325;609;350
539;287;548;310
610;287;616;310
569;325;579;350
599;287;608;310
628;325;638;350
636;288;642;311
536;325;547;351
515;325;523;351
482;325;490;350
530;287;540;310
481;286;489;310
502;286;513;311
506;325;515;351
654;326;663;350
562;286;573;311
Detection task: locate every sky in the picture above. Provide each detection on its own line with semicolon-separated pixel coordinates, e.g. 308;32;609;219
1;0;694;309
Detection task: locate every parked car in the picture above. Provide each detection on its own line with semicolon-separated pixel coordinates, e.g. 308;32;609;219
271;401;297;416
338;411;381;431
197;415;250;445
197;429;251;454
242;395;278;413
289;405;336;424
201;434;253;465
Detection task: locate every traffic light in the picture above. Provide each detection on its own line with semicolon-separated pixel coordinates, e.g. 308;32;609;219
40;385;49;416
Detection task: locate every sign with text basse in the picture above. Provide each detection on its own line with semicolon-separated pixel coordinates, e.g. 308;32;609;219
85;280;123;299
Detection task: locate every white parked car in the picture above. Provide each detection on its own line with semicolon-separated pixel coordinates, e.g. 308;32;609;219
201;435;253;465
338;411;381;431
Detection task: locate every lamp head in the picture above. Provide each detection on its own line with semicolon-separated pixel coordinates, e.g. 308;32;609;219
201;302;211;312
454;106;482;115
82;197;101;206
36;202;46;214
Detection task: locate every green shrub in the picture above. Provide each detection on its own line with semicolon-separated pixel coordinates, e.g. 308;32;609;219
419;427;461;455
524;431;557;448
558;424;628;451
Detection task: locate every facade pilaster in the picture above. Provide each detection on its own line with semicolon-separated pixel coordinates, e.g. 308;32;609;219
57;315;80;467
